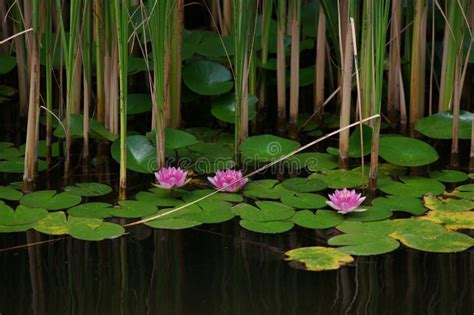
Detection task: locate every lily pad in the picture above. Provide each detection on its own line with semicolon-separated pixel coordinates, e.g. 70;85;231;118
182;60;233;95
20;190;81;210
372;196;427;215
421;211;474;230
336;220;396;235
178;189;243;203
68;217;125;241
109;201;158;218
285;246;354;271
165;128;198;150
378;176;445;197
415;110;473;139
0;223;33;233
19;141;60;158
135;191;181;207
145;213;202;230
328;233;400;256
239;219;294;234
0;186;23;201
309;167;369;189
67;202;113;219
348;125;373;157
182;30;202;59
111;135;156;173
54;114;117;142
232;201;295;222
65;182;112;197
211;92;258;123
346;206;393;222
288;152;338;171
280;192;327;209
379;135;439;167
423;195;474;212
281;177;327;193
0;147;23;160
429;170;468;183
240;134;300;163
127;94;152;115
0;55;16;74
195;31;234;57
243;180;292;200
292;209;344;229
33;212;69;235
0;158;48;173
0;204;48;226
179;200;235;224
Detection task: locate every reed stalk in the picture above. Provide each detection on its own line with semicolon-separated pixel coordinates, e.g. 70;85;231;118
288;0;301;140
94;0;105;124
44;0;53;164
82;0;92;163
314;10;326;124
169;0;184;128
11;2;29;117
387;0;402;126
276;0;287;135
223;0;232;36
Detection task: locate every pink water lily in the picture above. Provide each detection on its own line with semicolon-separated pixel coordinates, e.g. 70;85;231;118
154;167;189;189
208;169;248;192
326;188;366;214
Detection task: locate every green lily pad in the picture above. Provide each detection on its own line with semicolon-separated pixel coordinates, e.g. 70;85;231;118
135;191;181;207
281;177;327;193
445;185;474;200
421;211;474;230
328;233;400;256
429;170;468;183
182;30;202;59
67;202;113;219
232;201;295;222
240;134;300;163
111;135;156;173
379;163;407;177
336;220;396;235
309;167;369;189
182;60;233;95
378;176;445;197
285;246;354;271
0;158;48;173
243;180;292;200
0;185;23;201
0;204;48;226
179;200;235;224
348;125;373;157
165;128;198;150
0;147;23;160
145;213;202;230
379;135;439;167
195;31;234;57
0;85;16;97
54;114;117;142
20;190;81;210
68;217;125;241
33;212;69;235
19;141;60;158
211;92;258;123
415;110;473;139
423;195;474;212
0;223;33;233
239;219;294;234
346;206;393;222
288;152;338;171
109;200;158;218
177;189;243;203
292;209;344;229
0;55;16;74
64;182;112;197
372;196;427;215
280;192;327;209
0;142;13;149
469;173;474;179
127;93;152;114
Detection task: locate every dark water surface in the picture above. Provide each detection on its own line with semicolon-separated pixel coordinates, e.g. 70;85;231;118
0;224;473;315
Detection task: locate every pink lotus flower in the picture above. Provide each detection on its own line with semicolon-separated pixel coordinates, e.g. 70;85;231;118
154;167;189;189
208;169;248;192
326;189;366;214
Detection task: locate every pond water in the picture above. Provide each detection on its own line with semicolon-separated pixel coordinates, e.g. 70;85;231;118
0;223;472;314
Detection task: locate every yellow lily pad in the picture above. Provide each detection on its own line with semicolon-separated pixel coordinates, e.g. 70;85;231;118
420;211;474;230
285;246;354;271
423;195;474;212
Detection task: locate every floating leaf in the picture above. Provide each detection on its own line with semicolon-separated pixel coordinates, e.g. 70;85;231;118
415;110;473;139
0;147;22;160
65;182;112;197
178;189;243;203
0;186;23;201
145;214;201;229
232;201;295;222
281;177;327;193
423;195;474;212
179;200;234;224
211;92;257;123
372;196;427;215
240;134;300;163
0;158;48;173
288;152;338;171
182;30;202;59
20;190;81;210
243;180;292;200
421;211;474;230
0;204;48;226
182;60;233;95
429;170;468;183
0;55;16;74
328;233;400;256
127;93;152;115
111;135;156;173
109;200;158;218
67;202;113;219
0;223;33;233
346;206;393;222
33;212;69;235
68;217;124;241
0;142;13;149
165;128;198;149
378;176;445;197
309;167;369;189
348;125;372;157
336;220;396;235
379;135;439;167
280;192;327;209
239;219;294;233
54;114;117;142
195;31;234;57
292;209;344;229
285;246;354;271
19;141;59;158
135;191;181;207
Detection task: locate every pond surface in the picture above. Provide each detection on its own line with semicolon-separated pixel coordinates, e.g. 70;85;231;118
0;224;472;315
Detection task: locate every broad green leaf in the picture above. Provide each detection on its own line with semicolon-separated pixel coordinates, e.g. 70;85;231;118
68;217;124;241
378;176;445;197
0;158;48;173
336;220;396;235
20;190;81;210
195;31;234;57
239;219;294;234
423;195;474;212
346;206;393;222
243;180;292;200
309;167;369;189
285;246;354;271
0;204;48;226
415;110;473;139
0;56;16;74
240;134;300;163
179;200;235;224
280;192;327;209
211;92;257;123
135;191;182;207
288;152;338;171
65;182;112;197
54;114;117;142
164;128;198;149
281;177;327;193
127;93;152;114
420;211;474;230
111;135;156;173
372;196;427;215
68;202;113;219
331;235;400;256
109;201;158;218
429;170;468;183
0;147;22;160
182;60;233;95
0;185;23;201
379;135;439;167
33;212;69;235
232;201;295;222
292;209;344;229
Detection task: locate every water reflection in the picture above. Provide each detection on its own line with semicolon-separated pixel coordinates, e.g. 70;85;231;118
0;225;472;315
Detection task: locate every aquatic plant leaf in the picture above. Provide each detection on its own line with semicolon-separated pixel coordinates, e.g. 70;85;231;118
243;180;292;200
239;219;293;233
0;204;48;226
68;217;124;241
211;92;257;123
0;147;22;160
109;201;158;218
232;201;295;222
336;220;396;235
415;110;473;139
429;170;468;183
65;182;112;197
423;195;474;212
0;223;33;232
0;185;23;201
182;29;202;59
285;246;354;271
378;176;445;197
309;167;369;189
292;209;344;229
20;190;81;210
178;189;243;203
288;152;338;171
469;173;474;179
348;125;373;157
179;200;235;224
0;158;48;173
0;142;13;150
281;177;327;193
420;211;474;230
67;202;113;219
0;85;16;97
54;114;117;141
145;217;201;229
34;212;69;235
280;192;327;209
346;206;393;222
0;55;16;74
111;135;156;173
127;93;152;114
195;31;234;57
135;191;181;207
182;60;233;95
8;181;23;190
165;128;198;149
240;134;300;163
372;196;427;215
379;135;439;167
19;141;59;158
378;163;407;177
328;234;400;256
